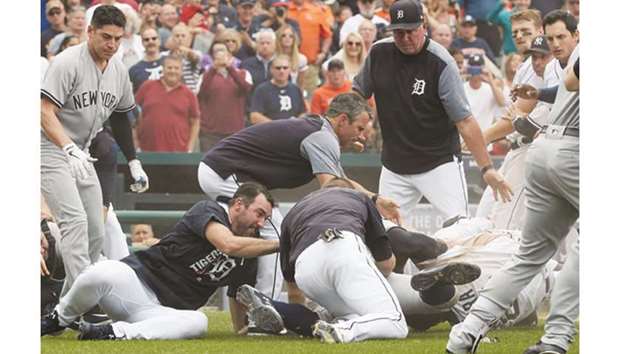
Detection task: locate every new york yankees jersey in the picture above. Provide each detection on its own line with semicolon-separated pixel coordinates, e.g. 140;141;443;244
543;44;580;88
41;42;135;150
508;56;551;130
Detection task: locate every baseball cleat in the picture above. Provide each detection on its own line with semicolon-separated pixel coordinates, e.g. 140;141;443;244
411;262;481;291
41;310;65;336
312;320;344;344
523;342;566;354
446;332;483;353
78;322;117;340
236;284;285;335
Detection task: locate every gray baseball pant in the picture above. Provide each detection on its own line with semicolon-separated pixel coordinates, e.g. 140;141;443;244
464;135;579;349
41;139;104;297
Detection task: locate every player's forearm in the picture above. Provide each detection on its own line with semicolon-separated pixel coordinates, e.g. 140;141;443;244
457;116;492;168
249;112;272;125
41;100;72;148
375;255;395;278
221;237;279;258
346;177;374;198
286;281;306;305
483;118;514;145
187;118;200;152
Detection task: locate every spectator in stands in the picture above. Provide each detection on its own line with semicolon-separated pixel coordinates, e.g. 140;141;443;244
375;0;395;22
135;55;201;152
47;6;87;58
255;0;301;36
86;0;138;25
463;54;505;136
198;48;253;151
565;0;579;21
431;23;454;49
202;40;242;70
242;29;277;90
425;0;460;34
130;224;159;248
234;0;261;60
530;0;563;17
487;0;532;56
42;0;67;57
340;0;388;47
358;19;377;55
162;23;203;93
323;31;366;81
449;47;467;80
502;52;522;89
250;55;306;124
453;14;496;63
310;59;351;115
115;7;145;68
275;25;308;89
329;5;353;55
158;3;179;49
459;0;502;58
204;0;238;29
287;0;333;94
129;28;164;93
57;35;81;54
139;0;161;30
180;4;216;54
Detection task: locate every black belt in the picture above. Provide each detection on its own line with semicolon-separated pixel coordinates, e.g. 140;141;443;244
541;125;579;138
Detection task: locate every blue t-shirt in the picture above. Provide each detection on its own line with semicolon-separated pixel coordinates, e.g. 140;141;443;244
250;81;305;121
128;58;164;93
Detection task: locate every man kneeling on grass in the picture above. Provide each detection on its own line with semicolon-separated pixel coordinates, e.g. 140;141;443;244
41;182;279;340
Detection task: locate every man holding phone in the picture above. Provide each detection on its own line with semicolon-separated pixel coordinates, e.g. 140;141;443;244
463;54;505;137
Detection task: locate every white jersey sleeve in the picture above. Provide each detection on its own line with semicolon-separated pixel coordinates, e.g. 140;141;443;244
512;57;544;88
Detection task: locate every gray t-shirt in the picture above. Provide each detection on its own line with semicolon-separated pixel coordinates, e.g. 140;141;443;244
41;42;135;149
547;47;580;128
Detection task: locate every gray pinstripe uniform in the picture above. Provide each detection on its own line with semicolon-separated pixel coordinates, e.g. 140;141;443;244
41;42;135;296
458;52;579;351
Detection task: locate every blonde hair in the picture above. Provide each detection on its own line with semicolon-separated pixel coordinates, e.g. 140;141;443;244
510;9;543;29
275;25;301;73
215;28;242;54
339;32;366;79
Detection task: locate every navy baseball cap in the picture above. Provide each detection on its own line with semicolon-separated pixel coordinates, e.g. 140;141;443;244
461;15;476;26
525;35;550;55
386;0;425;31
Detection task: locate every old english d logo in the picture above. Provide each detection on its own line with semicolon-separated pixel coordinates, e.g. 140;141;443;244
397;10;404;19
411;78;426;95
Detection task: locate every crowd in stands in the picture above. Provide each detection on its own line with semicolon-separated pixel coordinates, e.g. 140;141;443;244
41;0;578;156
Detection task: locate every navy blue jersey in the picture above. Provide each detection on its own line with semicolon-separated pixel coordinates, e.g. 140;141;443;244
121;200;256;310
128;58;164;93
250;81;306;120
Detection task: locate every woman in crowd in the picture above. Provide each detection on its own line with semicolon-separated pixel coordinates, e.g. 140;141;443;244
358;19;377;56
216;28;244;63
323;31;366;81
275;25;308;89
201;40;242;71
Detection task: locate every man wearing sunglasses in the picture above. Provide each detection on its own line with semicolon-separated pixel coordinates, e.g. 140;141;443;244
42;0;67;57
353;0;512;229
128;28;164;93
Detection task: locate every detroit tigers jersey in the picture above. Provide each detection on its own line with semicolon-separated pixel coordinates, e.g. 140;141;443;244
41;42;135;150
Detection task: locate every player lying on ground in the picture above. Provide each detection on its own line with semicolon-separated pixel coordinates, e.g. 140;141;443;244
233;178;481;343
41;183;279;340
235;217;556;340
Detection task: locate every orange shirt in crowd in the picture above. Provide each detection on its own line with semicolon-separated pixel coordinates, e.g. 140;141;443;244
310;81;352;115
375;8;390;22
287;0;333;64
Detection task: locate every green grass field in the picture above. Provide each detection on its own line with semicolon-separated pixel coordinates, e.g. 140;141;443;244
42;310;579;353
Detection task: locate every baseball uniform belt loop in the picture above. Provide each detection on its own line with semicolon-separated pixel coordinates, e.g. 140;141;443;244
541;125;579;138
318;228;345;243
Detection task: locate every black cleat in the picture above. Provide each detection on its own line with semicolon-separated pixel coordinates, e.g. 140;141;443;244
523;342;566;354
41;310;65;336
236;285;285;335
78;322;117;340
412;262;481;291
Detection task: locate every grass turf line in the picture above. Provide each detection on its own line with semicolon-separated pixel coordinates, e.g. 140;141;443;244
42;310;579;353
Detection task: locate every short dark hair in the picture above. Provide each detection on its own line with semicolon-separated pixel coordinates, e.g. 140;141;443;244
230;182;275;208
325;92;372;123
327;58;345;71
543;10;578;34
448;47;463;57
91;5;127;29
323;177;355;189
163;54;182;66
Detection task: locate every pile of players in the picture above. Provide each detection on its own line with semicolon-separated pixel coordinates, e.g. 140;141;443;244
41;2;579;354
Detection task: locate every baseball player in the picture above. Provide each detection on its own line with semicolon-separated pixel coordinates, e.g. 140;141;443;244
41;5;148;296
446;50;580;354
198;93;401;300
41;183;280;340
353;0;512;227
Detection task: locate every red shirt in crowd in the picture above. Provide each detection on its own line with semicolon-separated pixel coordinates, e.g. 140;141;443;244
135;80;200;152
197;66;253;135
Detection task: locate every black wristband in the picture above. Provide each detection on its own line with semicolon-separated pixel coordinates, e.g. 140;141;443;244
480;165;494;175
371;194;379;203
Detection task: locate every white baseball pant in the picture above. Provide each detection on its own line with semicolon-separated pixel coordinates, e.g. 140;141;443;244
379;157;469;227
102;204;130;260
197;162;284;300
294;231;408;342
57;260;208;340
